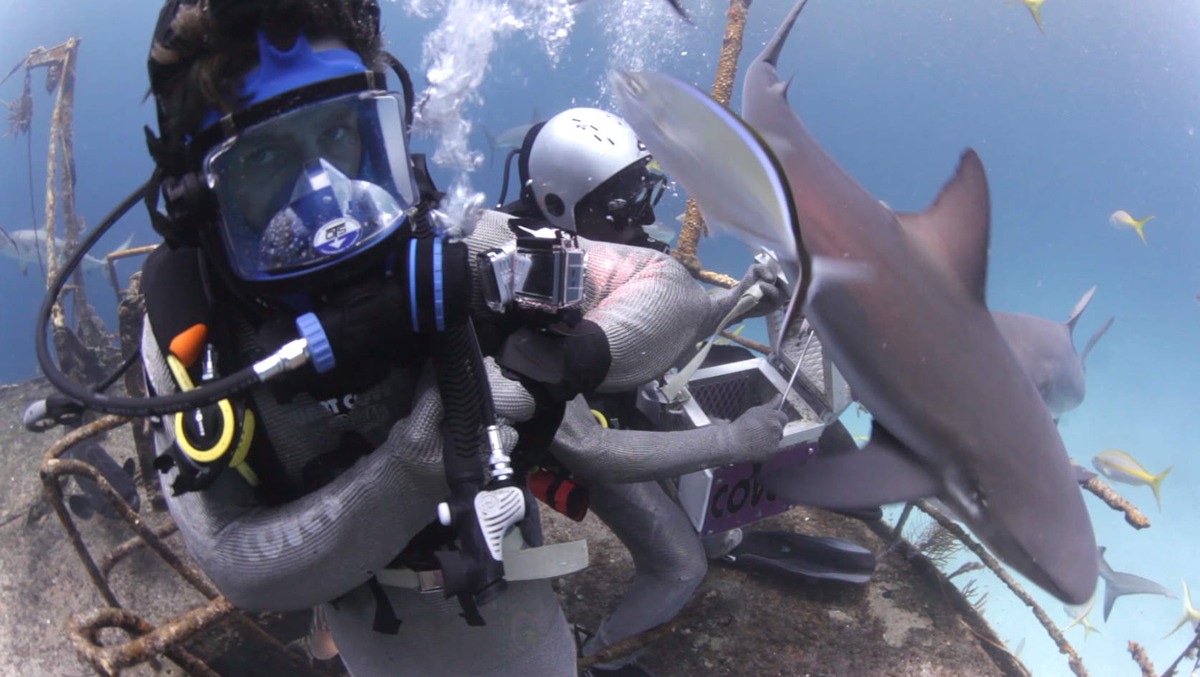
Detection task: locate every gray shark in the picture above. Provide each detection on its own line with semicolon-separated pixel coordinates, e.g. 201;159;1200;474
740;0;1097;604
993;286;1114;420
0;228;130;276
1097;546;1174;621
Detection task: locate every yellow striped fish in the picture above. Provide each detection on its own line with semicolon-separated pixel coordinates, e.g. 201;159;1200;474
1091;449;1172;511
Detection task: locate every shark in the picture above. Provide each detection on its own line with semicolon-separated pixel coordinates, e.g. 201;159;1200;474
0;228;132;276
993;286;1114;421
744;0;1099;604
1097;546;1174;622
729;0;1098;604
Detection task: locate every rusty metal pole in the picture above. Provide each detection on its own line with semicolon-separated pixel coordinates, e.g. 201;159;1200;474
672;0;752;290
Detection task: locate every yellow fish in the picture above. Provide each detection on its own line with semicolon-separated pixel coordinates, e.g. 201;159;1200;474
1091;449;1172;511
1021;0;1046;34
1061;589;1100;639
1109;210;1155;245
1164;579;1200;638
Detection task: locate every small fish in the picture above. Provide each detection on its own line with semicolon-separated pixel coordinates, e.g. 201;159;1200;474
1097;545;1174;621
1091;449;1172;511
1164;579;1200;638
1020;0;1047;34
60;441;141;520
1109;210;1154;245
1060;583;1099;637
642;221;677;245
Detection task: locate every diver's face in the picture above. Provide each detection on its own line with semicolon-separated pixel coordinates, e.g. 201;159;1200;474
223;100;363;230
573;163;664;244
575;208;652;244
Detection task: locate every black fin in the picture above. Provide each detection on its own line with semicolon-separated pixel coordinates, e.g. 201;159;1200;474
68;495;94;520
723;530;876;584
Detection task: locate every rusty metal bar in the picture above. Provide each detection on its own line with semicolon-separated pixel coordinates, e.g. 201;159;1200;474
40;415;131;608
915;499;1087;677
68;599;234;677
41;416;225;603
99;521;180;578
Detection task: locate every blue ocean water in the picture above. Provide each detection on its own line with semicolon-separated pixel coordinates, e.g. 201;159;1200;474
0;0;1196;675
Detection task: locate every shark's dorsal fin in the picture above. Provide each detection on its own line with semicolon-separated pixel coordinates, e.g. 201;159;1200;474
895;149;991;306
1066;286;1097;332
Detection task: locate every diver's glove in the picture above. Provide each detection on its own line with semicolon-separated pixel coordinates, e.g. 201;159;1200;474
711;261;788;322
716;396;789;464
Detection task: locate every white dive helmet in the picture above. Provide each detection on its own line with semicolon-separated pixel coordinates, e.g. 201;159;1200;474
524;107;650;231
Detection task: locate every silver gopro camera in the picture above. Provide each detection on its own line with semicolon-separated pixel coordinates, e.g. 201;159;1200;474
479;226;585;314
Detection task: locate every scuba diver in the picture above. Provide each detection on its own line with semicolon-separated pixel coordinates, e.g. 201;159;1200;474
498;107;876;676
133;1;590;674
27;2;803;675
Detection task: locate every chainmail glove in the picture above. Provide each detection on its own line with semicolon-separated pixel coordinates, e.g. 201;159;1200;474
710;260;789;322
715;395;790;464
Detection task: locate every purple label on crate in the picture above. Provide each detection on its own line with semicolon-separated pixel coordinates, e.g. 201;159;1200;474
698;440;819;535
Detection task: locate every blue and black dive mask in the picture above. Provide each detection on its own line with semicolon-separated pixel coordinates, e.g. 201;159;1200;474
187;32;419;286
200;90;417;282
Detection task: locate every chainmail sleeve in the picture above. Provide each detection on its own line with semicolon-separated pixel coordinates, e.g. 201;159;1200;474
466;211;729;394
550;395;783;483
141;315;449;612
572;239;726;393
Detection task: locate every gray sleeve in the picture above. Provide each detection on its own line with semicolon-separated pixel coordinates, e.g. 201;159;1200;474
141;317;448;612
549;396;786;483
578;241;728;393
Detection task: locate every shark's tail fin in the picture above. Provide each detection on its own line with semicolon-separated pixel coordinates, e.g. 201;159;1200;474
1079;316;1114;369
113;232;135;254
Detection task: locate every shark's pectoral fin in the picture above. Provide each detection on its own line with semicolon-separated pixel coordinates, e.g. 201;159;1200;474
894;149;991;306
1080;316;1114;368
762;423;940;510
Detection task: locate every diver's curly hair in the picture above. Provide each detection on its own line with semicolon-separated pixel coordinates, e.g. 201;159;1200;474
149;0;384;149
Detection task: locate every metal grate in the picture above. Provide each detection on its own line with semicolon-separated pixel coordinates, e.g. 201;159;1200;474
689;371;804;422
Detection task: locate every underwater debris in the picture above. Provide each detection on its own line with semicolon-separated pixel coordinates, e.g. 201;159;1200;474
961;578;990;615
916;500;1089;676
1;72;33;138
912;520;964;569
1128;640;1156;677
948;561;986;581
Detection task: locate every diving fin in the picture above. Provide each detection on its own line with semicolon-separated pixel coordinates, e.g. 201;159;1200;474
721;530;876;584
68;494;95;520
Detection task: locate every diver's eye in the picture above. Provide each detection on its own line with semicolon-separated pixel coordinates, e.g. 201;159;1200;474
240;144;284;170
319;123;353;146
